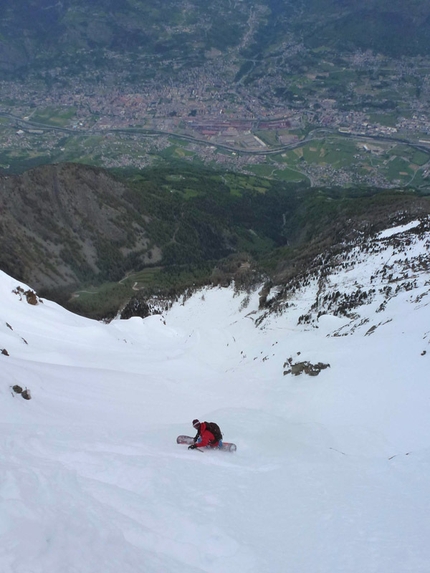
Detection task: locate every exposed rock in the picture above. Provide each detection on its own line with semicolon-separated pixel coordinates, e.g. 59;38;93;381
1;348;9;356
258;282;272;309
12;286;42;305
25;290;39;305
284;360;330;377
21;389;31;400
365;325;377;336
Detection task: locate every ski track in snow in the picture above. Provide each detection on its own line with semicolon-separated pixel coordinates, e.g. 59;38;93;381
1;220;430;572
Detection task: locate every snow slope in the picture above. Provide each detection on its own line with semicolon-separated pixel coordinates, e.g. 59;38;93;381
1;219;430;573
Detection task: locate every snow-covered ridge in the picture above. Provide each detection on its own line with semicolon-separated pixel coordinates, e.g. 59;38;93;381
258;216;430;336
1;218;430;573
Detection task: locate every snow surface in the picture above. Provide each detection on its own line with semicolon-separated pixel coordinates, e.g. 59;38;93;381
1;221;430;573
377;219;420;239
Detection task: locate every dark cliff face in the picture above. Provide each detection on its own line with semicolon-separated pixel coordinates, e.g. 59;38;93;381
0;163;155;291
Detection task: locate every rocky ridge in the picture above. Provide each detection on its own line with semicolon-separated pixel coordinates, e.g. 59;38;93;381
256;216;430;348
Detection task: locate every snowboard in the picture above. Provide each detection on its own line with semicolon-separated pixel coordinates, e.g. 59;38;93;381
177;435;237;452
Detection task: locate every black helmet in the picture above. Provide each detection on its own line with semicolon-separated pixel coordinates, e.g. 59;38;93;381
192;419;201;428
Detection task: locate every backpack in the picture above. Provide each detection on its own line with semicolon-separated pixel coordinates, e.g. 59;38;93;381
204;421;223;442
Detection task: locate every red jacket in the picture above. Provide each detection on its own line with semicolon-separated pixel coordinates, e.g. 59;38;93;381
195;422;219;448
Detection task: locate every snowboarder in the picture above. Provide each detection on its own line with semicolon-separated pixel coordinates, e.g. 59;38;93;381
188;419;223;450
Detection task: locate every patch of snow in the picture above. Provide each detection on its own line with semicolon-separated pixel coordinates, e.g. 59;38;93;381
377;219;421;239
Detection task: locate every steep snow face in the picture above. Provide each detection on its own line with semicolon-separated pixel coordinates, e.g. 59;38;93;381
1;219;430;573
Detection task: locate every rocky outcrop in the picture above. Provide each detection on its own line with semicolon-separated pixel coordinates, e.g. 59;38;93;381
11;385;31;399
283;358;330;377
12;286;42;305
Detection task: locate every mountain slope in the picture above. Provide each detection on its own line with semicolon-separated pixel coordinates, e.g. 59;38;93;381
0;0;251;76
2;162;430;321
1;217;430;572
299;0;430;56
1;0;429;79
0;163;157;290
1;162;281;302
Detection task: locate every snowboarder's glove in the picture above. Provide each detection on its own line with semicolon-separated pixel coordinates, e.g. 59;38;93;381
188;444;197;450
